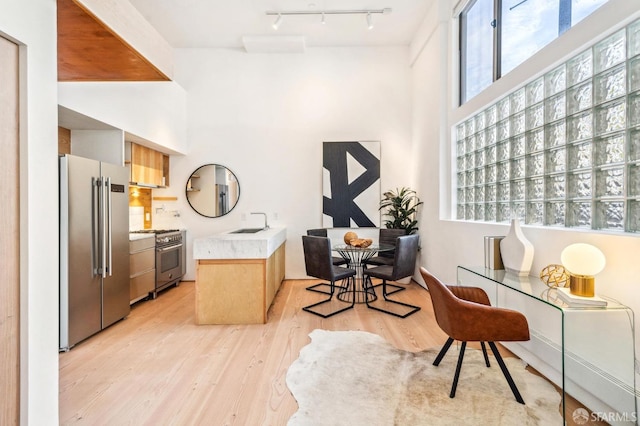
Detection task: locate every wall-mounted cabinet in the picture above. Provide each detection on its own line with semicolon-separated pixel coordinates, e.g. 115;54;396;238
58;127;71;155
126;141;170;188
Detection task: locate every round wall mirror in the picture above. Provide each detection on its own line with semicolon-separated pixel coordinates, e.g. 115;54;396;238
186;164;240;218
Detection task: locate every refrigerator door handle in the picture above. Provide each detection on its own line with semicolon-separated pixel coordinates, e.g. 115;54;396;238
100;176;107;279
106;177;112;277
92;177;100;276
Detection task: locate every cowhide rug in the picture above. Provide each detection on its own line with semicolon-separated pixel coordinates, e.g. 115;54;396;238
286;329;562;425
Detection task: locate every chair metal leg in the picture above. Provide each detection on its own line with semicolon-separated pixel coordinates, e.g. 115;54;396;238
302;277;355;318
366;279;421;318
366;273;405;296
362;276;378;301
480;342;490;367
450;341;467;398
306;277;348;295
433;337;455;366
488;342;525;404
305;282;332;294
368;281;405;295
364;266;405;295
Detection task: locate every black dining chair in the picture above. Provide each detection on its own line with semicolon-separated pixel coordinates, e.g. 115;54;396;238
305;228;350;295
363;228;406;267
301;235;357;318
363;234;421;318
306;228;349;267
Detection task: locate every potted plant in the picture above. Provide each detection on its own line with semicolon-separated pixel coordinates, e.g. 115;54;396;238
379;187;423;234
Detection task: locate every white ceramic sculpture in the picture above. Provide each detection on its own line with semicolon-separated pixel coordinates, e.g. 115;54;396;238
500;218;534;276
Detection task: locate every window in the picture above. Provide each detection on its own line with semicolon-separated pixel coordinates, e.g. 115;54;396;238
460;0;610;104
460;0;495;101
501;0;560;76
455;19;640;233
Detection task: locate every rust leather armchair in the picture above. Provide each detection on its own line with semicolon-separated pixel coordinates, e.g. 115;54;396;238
420;267;530;404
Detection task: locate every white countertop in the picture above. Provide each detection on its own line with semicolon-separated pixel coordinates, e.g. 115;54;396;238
129;233;155;241
193;227;286;260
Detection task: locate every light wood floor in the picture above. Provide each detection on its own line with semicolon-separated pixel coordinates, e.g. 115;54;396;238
59;279;592;425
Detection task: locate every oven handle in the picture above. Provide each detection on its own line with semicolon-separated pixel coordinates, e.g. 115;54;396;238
156;243;183;252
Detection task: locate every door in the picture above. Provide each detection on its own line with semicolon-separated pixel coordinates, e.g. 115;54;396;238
100;162;130;328
60;155;102;348
0;35;20;424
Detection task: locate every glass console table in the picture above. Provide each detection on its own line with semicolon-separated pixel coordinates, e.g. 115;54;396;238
457;266;637;425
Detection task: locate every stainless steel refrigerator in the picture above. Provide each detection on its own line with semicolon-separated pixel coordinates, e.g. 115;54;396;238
59;154;130;351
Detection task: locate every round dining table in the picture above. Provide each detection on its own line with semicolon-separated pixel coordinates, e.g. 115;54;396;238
332;243;394;304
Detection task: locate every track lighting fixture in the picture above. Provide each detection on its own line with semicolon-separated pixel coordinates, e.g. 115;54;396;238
266;8;391;29
272;13;282;30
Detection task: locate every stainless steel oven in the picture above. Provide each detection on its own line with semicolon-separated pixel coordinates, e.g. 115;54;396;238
155;230;184;296
131;229;185;298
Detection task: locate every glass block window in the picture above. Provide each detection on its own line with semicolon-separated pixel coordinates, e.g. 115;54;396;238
455;18;640;233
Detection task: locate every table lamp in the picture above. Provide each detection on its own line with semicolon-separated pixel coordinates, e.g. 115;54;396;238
560;243;606;297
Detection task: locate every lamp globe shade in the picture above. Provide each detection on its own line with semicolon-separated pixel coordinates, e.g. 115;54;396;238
560;243;606;276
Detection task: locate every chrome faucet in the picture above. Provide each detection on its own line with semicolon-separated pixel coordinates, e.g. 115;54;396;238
251;212;269;230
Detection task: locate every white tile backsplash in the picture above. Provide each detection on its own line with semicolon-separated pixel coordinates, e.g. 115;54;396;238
129;206;144;231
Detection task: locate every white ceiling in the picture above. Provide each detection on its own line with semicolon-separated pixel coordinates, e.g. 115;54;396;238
58;1;432;131
128;0;433;49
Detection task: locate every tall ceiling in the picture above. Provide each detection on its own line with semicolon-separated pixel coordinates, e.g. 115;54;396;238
128;0;433;49
56;0;433;137
57;0;432;82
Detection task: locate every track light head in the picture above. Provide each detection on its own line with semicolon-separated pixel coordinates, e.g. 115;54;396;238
265;8;392;30
272;14;282;30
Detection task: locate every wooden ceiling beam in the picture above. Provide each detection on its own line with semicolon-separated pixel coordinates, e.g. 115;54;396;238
57;0;170;82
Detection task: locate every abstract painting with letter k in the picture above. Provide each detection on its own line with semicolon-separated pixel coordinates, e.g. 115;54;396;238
322;141;380;228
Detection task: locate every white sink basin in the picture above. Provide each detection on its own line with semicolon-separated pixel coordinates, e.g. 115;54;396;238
230;228;264;234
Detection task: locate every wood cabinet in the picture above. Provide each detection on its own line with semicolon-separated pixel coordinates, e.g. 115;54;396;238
265;242;285;309
131;143;163;186
195;243;286;325
128;142;169;187
58;126;71;155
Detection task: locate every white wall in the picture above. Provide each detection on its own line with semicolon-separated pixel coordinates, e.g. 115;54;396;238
152;46;413;280
71;129;125;165
410;0;640;380
410;0;452;278
0;0;59;423
58;81;188;155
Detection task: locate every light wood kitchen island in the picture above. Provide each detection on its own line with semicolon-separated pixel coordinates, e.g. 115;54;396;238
193;227;286;324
